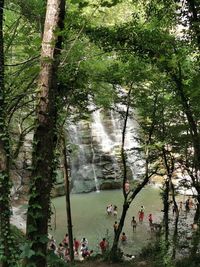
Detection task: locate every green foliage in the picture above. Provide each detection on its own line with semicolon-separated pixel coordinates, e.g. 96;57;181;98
20;243;35;259
140;240;175;267
1;0;200;265
47;251;67;267
175;257;200;267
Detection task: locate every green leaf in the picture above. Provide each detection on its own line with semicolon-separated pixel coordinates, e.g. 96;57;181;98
20;243;35;259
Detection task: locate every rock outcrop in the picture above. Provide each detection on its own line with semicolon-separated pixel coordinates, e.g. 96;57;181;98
11;108;142;197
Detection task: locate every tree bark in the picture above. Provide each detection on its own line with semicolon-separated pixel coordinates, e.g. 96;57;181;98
0;0;12;266
25;1;65;266
62;134;74;261
186;0;200;50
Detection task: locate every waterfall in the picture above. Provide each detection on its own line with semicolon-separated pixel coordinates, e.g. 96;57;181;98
90;143;100;192
91;109;115;153
110;107;142;178
66;98;144;193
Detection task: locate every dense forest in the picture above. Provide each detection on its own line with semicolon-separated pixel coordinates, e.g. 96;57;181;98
0;0;200;266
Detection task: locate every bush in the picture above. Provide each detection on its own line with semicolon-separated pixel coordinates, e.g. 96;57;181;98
139;241;175;267
47;251;67;267
175;256;200;267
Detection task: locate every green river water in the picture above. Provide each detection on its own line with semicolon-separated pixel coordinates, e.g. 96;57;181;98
51;186;163;255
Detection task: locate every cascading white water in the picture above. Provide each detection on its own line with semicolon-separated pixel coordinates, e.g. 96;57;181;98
91;109;115;153
66;92;144;193
90;143;100;192
110;106;142;178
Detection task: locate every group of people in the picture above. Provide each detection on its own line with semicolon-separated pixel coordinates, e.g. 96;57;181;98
172;197;196;215
113;221;128;243
48;234;93;261
49;196;197;262
106;204;118;216
112;206;156;244
131;207;154;231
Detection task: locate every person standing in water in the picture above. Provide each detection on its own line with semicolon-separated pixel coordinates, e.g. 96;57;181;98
138;206;145;223
113;221;119;235
124;180;130;193
131;216;137;232
120;232;127;243
148;213;153;225
113;205;118;217
81;237;88;249
99;238;108;254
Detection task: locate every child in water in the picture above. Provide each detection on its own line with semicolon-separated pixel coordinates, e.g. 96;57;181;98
120;232;127;243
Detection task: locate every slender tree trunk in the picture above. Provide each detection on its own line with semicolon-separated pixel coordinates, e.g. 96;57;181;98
109;88;131;261
110;202;129;261
172;64;200;256
194;194;200;223
62;135;74;261
173;68;200;172
109;87;158;261
170;182;179;259
190;192;200;257
163;179;170;244
186;0;200;50
25;1;65;266
162;148;177;251
0;1;12;266
109;87;156;261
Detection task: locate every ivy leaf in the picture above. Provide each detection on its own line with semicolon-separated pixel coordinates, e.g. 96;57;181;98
39;235;49;244
20;243;35;259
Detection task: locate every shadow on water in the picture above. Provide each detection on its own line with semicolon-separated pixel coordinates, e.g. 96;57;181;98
50;186;163;255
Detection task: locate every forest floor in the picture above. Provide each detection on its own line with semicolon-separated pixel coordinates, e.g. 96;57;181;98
72;259;152;267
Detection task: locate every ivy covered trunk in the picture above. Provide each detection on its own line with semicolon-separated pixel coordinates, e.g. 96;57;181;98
25;0;65;266
0;0;12;266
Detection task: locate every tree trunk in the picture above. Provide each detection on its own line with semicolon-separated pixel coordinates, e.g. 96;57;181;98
25;1;65;266
109;87;156;261
109;202;129;261
186;0;200;50
172;64;200;256
109;88;131;261
0;0;12;266
171;182;179;259
62;135;74;261
163;179;170;244
190;192;200;257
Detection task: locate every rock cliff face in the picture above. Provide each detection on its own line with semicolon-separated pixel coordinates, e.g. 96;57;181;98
12;107;143;197
65;108;142;193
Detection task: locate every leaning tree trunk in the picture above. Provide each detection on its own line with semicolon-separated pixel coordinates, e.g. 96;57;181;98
109;87;156;261
109;88;132;261
0;1;12;266
25;0;65;266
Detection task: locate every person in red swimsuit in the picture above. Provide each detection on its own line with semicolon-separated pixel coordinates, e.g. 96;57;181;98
99;238;108;254
138;206;145;223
